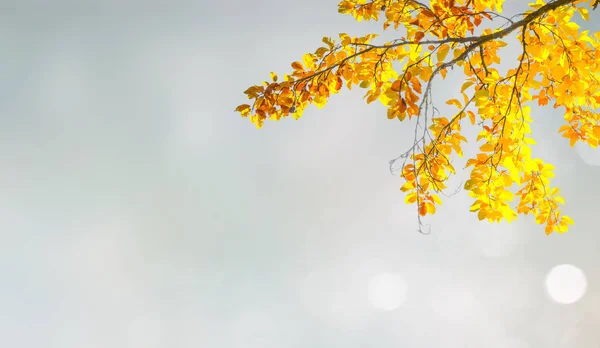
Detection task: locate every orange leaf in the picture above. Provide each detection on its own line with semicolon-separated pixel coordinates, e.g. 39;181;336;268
235;104;251;112
414;31;425;43
291;62;303;70
467;110;476;125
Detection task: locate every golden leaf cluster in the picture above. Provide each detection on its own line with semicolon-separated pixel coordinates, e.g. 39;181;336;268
236;0;600;235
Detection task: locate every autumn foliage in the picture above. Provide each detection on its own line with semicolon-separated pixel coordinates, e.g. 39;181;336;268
235;0;600;235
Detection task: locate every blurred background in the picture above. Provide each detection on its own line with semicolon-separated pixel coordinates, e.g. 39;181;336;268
1;0;600;347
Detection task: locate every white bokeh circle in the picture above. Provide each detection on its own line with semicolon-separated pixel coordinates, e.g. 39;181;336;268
545;264;588;304
368;272;408;311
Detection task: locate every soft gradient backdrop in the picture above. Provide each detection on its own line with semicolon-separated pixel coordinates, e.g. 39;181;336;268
1;0;600;347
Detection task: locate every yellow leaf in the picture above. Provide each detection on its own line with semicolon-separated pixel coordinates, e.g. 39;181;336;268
426;202;436;214
464;180;474;190
564;21;580;34
302;53;315;70
499;190;514;201
387;108;397;119
477;209;486;220
400;181;416;192
339;33;351;46
474;89;489;100
480;143;495;152
569;134;578;147
535;213;547;225
322;36;335;49
314;95;327;108
470;200;481;212
420;66;433;81
405;192;417;204
461;81;474;93
467;110;476;125
525;159;539;172
562;216;574;226
556;224;568;233
500;205;516;223
315;47;328;57
270;72;278;82
437;44;450;62
446;99;462;108
292;105;304;119
474;89;489;106
551;65;566;81
440;68;447;79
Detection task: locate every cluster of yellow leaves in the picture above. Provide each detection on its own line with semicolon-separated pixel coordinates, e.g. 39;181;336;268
235;33;381;128
338;0;499;35
236;0;600;235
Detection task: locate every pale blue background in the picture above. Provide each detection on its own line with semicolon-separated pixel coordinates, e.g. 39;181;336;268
1;0;600;347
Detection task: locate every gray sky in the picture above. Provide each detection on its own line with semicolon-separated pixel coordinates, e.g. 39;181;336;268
1;0;600;347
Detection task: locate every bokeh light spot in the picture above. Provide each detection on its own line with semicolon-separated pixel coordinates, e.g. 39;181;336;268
545;264;587;304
